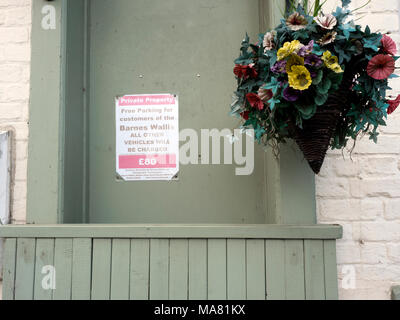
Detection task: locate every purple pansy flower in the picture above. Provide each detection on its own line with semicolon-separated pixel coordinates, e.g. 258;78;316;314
271;60;287;73
283;86;301;102
298;40;314;57
304;54;323;68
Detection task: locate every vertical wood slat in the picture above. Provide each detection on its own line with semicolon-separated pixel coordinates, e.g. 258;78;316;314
265;240;285;300
284;240;305;300
110;239;130;300
71;238;92;300
34;239;55;300
91;239;111;300
227;239;246;300
2;238;17;300
207;239;227;300
304;240;325;300
169;239;189;300
53;238;73;300
149;239;169;300
15;238;36;300
323;240;339;300
188;239;207;300
130;239;150;300
246;240;266;300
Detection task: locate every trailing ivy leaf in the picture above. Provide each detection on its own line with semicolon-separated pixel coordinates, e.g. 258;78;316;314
369;131;379;143
268;97;281;110
263;77;280;95
341;0;351;8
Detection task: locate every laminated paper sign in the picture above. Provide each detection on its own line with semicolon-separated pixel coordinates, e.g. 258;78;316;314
116;94;179;181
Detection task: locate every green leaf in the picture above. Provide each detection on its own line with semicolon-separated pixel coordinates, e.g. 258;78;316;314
315;92;328;106
312;69;323;85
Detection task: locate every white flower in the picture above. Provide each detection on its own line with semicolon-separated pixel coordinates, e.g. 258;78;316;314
314;14;337;30
263;31;277;52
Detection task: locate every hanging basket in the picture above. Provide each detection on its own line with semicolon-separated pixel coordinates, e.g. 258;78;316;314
289;74;357;174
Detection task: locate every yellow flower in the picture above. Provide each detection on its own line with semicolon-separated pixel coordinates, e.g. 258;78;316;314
322;51;344;73
288;65;312;91
277;40;302;61
286;54;305;73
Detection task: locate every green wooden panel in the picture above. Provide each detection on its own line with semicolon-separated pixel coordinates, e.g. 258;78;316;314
15;238;36;300
149;239;169;300
71;238;92;300
246;240;266;300
91;239;111;300
227;239;246;300
53;238;73;300
188;239;207;300
27;0;64;224
63;0;87;223
0;224;343;240
391;286;400;300
110;239;130;300
265;240;285;300
207;239;227;300
34;239;55;300
169;239;189;300
88;0;266;224
284;240;305;300
304;240;325;300
130;239;150;300
2;238;17;300
323;240;339;300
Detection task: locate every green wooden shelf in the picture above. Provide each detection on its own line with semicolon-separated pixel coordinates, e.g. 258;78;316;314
0;224;342;239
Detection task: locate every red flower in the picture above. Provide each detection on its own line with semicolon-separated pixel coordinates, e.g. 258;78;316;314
367;54;395;80
387;94;400;114
240;111;250;120
233;64;258;79
381;34;397;56
246;93;264;110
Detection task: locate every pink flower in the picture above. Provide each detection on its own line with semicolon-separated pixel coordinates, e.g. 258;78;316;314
314;14;337;30
257;87;273;102
246;93;264;110
387;94;400;114
367;54;395;80
381;34;397;56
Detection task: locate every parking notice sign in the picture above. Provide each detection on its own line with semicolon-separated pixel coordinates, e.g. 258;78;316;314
115;94;179;181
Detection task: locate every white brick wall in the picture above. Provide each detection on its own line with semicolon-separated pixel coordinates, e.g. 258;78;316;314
0;0;31;298
0;0;399;300
318;0;400;300
0;0;30;226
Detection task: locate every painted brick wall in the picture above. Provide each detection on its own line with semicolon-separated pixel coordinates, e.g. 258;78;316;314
0;0;399;300
0;0;31;225
0;0;31;299
318;0;400;299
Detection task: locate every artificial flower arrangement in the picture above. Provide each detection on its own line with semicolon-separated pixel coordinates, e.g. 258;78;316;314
231;0;400;173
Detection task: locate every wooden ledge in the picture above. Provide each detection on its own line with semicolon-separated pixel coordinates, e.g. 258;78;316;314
0;224;342;239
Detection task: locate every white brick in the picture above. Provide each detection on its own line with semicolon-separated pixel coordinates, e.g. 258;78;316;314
384;199;400;220
350;178;400;198
387;244;400;263
360;222;400;241
0;27;28;43
360;243;387;264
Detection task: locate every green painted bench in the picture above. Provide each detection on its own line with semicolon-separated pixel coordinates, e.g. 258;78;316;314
1;224;341;300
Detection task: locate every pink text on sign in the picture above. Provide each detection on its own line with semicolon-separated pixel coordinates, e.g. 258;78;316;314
119;154;177;169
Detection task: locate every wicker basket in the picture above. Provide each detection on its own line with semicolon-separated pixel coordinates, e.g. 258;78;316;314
289;73;358;174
